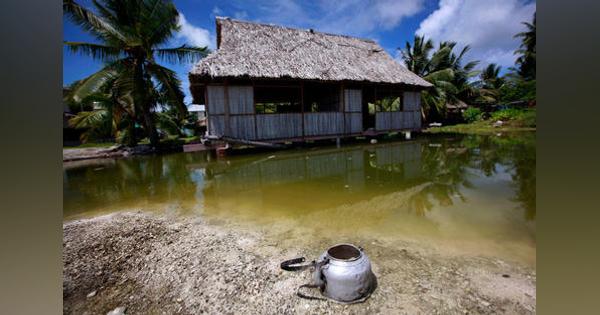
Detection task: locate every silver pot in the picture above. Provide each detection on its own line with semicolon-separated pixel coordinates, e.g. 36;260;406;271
281;243;377;303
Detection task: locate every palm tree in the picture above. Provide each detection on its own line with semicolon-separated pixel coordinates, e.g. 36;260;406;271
401;36;456;120
401;36;481;121
63;0;208;146
471;63;504;104
438;42;480;104
514;12;536;80
67;86;135;145
481;64;502;88
401;36;434;77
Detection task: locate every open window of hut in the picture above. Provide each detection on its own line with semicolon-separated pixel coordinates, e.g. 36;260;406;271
255;86;302;114
374;86;403;112
304;82;341;112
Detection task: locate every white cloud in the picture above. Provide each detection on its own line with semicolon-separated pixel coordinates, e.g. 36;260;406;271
212;6;223;17
233;11;249;20
250;0;425;38
416;0;535;69
176;13;215;49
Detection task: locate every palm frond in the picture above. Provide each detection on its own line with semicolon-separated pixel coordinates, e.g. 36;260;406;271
146;62;187;116
424;68;455;82
141;0;180;45
63;0;127;43
67;66;118;102
155;111;181;135
68;109;108;129
64;41;123;61
154;45;209;64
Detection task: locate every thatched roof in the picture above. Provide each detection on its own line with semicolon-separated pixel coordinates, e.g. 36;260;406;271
446;100;469;109
190;17;432;88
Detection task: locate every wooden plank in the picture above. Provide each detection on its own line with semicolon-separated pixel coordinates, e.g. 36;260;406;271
390;112;404;130
206;85;225;114
229;115;256;140
413;111;421;129
224;81;230;136
376;112;392;131
344;89;362;112
344;113;362;134
403;91;421;111
208;115;225;136
183;143;209;153
256;114;303;140
401;112;413;129
227;86;254;114
304;112;343;136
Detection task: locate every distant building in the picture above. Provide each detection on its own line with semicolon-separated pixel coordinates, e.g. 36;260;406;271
188;104;207;126
189;17;431;142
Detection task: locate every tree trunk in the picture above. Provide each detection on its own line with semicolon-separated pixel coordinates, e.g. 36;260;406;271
126;120;137;147
141;105;159;147
133;57;159;147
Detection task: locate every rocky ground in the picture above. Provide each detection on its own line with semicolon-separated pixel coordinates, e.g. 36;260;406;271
63;145;156;161
63;212;536;314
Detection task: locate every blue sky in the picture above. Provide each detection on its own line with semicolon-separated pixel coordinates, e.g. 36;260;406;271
63;0;536;104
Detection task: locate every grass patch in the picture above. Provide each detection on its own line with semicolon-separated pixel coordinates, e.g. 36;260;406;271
426;109;536;135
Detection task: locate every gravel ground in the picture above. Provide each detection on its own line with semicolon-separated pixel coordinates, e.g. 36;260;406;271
63;212;536;314
63;145;155;161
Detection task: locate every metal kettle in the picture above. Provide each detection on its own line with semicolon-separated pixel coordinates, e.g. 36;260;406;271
280;243;377;303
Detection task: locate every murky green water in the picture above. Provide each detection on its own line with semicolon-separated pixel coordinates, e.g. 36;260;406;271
64;133;535;265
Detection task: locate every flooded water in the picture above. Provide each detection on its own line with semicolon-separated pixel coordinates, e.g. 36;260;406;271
64;133;535;266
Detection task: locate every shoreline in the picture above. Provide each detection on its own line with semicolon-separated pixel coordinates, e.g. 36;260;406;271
63;211;536;314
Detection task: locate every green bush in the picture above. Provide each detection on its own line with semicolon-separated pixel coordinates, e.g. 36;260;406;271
490;109;536;127
491;109;522;121
462;107;482;123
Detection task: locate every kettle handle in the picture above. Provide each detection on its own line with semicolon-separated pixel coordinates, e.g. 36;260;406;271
280;257;315;271
296;283;327;301
296;258;330;301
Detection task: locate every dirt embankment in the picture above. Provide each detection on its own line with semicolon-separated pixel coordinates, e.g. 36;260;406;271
63;145;156;162
63;212;536;314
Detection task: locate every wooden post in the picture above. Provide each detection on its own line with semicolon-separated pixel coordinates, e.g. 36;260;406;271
341;82;346;135
224;80;231;137
203;84;210;137
252;80;258;140
300;81;305;140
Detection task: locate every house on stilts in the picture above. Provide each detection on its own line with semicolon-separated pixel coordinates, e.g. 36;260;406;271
189;17;432;143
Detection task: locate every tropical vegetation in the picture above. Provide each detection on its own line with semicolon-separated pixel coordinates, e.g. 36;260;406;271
401;12;536;124
63;0;208;146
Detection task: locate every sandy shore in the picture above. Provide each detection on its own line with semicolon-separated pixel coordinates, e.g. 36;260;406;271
63;212;535;314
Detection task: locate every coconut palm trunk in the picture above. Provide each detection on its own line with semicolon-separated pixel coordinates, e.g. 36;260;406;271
133;56;159;146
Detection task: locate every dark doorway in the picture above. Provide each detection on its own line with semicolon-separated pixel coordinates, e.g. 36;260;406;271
362;86;376;130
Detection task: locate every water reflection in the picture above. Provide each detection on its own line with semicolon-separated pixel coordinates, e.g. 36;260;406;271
65;134;536;220
64;133;536;263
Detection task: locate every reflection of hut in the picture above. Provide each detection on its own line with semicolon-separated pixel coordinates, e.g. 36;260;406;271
189;17;431;143
202;142;425;214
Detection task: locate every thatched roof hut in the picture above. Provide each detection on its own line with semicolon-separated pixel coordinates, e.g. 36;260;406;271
189;17;431;143
191;17;431;87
